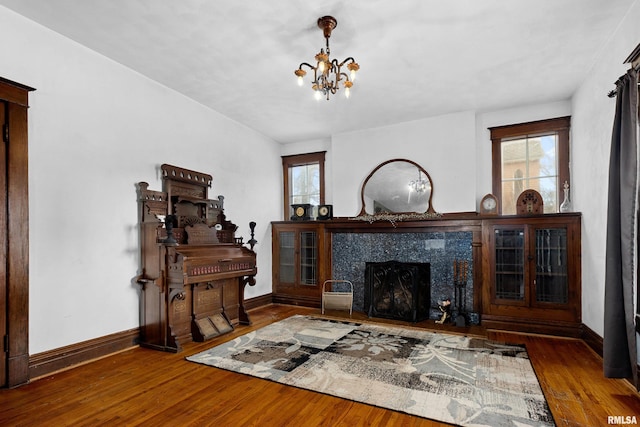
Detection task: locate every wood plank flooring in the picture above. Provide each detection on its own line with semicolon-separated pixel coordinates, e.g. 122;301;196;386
1;304;639;426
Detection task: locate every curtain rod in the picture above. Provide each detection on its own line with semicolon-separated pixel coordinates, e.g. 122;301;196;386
607;66;640;98
607;42;640;98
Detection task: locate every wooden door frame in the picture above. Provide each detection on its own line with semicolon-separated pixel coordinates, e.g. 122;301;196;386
0;77;34;387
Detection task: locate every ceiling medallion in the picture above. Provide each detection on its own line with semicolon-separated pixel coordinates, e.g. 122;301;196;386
294;16;360;100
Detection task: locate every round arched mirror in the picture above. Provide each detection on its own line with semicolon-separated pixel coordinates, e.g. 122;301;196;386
359;159;435;216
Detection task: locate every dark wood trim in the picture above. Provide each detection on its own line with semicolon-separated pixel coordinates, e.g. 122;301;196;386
623;42;640;66
557;127;570;191
0;102;5;388
322;216;483;233
491;135;503;203
1;77;34;388
244;293;273;311
28;328;140;380
5;102;30;388
482;317;582;338
489;116;571;214
0;78;35;107
272;293;322;308
281;151;326;221
581;323;604;358
27;293;274;380
21;302;605;393
488;116;571;140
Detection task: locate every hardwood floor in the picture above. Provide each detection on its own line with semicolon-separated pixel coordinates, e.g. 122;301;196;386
1;304;639;426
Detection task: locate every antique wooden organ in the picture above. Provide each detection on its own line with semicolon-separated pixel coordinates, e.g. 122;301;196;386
136;164;256;352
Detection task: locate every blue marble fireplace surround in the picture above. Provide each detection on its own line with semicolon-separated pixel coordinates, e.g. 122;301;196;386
331;231;477;323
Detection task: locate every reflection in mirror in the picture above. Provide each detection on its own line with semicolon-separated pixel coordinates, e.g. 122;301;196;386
359;159;435;216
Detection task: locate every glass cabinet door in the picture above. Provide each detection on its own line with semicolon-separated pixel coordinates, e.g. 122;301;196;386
273;223;324;307
299;231;317;286
278;231;295;284
534;227;568;304
484;215;580;335
494;228;525;301
277;229;317;287
492;225;570;307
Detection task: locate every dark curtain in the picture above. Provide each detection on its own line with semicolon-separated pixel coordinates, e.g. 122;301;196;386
604;68;639;389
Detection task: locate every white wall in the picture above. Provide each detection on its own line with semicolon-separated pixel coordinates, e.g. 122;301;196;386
572;0;640;336
331;111;477;216
315;104;572;217
0;7;281;354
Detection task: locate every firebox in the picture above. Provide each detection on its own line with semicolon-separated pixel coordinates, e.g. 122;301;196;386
364;261;431;322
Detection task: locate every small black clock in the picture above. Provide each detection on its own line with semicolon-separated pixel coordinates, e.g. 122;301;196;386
316;204;333;220
290;203;312;221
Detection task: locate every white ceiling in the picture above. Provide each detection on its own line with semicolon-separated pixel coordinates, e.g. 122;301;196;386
0;0;635;143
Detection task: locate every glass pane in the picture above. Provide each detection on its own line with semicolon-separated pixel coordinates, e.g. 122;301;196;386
299;231;317;286
528;177;558;213
535;228;568;303
494;229;525;300
537;135;557;176
501;133;558;213
501;139;527;215
290;163;320;206
501;138;527;176
279;232;295;283
501;181;518;215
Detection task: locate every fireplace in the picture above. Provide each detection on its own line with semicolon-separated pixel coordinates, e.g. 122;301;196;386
331;231;476;323
365;261;430;322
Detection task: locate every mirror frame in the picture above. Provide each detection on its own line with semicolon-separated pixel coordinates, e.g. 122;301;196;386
358;158;435;216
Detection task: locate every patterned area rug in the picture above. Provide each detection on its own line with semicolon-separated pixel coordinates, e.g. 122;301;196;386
187;315;555;426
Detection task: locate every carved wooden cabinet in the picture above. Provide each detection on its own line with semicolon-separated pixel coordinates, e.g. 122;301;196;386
271;222;328;307
481;213;581;336
137;164;256;352
270;215;581;337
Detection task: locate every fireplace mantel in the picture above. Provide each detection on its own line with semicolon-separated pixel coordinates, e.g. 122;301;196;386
323;213;483;233
271;212;582;336
273;214;484;318
326;216;482;322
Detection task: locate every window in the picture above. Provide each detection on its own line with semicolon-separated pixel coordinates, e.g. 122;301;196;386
489;117;570;214
282;152;325;220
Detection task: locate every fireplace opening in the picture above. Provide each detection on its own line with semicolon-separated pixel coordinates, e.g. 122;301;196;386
364;261;431;322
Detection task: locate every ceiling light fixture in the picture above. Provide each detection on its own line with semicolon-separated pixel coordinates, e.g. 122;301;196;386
409;171;429;194
294;16;360;101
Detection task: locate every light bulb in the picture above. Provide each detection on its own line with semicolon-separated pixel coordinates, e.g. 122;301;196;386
314;90;322;101
350;69;356;81
297;75;303;86
344;86;350;99
318;61;325;73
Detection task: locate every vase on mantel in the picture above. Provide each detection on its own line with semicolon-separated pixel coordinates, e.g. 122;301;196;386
560;181;572;213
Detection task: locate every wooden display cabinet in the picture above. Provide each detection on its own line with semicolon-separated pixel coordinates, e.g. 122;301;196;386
270;214;581;337
271;222;328;307
481;213;581;336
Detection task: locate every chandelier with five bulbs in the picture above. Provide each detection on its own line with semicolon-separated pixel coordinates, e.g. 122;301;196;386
294;16;360;100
